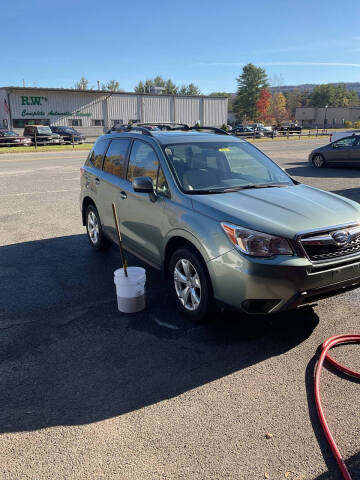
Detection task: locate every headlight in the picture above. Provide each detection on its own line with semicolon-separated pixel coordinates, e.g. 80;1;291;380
221;222;293;257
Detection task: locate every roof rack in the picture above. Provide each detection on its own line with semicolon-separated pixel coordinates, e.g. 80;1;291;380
124;125;154;136
189;126;230;135
135;122;190;131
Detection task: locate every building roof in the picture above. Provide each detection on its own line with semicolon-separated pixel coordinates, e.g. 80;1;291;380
0;86;226;99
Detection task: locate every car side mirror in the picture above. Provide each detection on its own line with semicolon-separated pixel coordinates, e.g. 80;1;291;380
132;176;154;193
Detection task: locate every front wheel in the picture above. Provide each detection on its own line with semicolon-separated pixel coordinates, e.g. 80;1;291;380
169;247;212;323
312;154;326;168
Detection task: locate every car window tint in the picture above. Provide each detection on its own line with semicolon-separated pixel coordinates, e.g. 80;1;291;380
88;138;109;169
333;136;356;147
127;140;158;185
103;138;130;177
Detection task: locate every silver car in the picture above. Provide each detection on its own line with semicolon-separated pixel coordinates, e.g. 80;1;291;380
80;126;360;321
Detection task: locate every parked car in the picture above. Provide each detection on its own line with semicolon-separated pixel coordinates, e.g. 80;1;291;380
309;134;360;168
0;129;32;147
50;126;86;144
23;125;61;145
330;130;360;143
231;126;264;138
80;127;360;321
253;126;278;137
277;123;302;134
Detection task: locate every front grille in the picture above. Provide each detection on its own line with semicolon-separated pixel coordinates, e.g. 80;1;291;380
301;232;360;262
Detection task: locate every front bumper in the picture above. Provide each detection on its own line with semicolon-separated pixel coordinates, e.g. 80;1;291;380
207;248;360;314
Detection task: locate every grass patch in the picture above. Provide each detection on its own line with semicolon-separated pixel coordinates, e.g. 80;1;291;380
0;143;93;154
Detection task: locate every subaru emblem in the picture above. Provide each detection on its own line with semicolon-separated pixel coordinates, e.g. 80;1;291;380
332;230;349;246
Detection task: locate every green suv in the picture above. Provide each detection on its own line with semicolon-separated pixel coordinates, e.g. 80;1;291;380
80;125;360;321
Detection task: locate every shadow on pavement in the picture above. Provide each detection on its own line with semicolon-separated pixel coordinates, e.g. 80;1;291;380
0;234;319;433
285;164;360;180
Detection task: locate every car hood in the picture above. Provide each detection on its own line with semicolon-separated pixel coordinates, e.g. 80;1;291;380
191;184;360;238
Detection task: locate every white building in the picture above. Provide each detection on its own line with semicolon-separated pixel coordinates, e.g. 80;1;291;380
296;106;360;128
0;87;228;136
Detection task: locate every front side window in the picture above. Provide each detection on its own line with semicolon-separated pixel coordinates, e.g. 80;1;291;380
103;139;130;177
333;136;356;148
127;140;159;185
88;138;109;169
163;141;292;192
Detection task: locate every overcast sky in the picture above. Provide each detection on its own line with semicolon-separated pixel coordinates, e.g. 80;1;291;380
1;0;360;93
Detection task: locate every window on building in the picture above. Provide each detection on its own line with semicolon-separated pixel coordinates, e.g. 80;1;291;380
68;119;82;127
13;118;50;128
87;138;109;169
111;120;124;127
91;119;104;126
103;139;130;178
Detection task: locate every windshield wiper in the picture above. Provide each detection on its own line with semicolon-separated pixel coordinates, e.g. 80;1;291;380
222;183;290;192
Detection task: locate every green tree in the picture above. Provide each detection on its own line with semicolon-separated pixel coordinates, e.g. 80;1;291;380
164;79;178;94
75;76;89;90
134;80;145;93
234;64;268;121
101;80;123;92
311;84;358;107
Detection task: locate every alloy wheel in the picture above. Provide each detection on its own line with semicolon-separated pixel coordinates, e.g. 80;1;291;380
174;259;201;311
87;210;99;244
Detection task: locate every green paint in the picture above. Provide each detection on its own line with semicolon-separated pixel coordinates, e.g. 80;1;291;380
21;96;48;106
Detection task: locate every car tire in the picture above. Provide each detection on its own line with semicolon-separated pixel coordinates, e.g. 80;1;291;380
85;204;111;251
312;154;326;168
169;247;212;323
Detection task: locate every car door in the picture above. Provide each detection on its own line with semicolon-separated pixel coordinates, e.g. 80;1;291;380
97;137;132;240
326;136;357;164
346;136;360;164
117;139;169;268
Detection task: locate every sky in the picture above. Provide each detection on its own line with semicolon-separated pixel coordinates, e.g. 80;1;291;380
1;0;360;94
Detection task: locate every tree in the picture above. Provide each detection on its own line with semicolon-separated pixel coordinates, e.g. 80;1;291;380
256;88;271;122
134;77;200;95
178;83;202;95
164;79;178;94
234;64;268;122
75;76;89;90
284;89;310;119
270;92;287;124
101;80;123;92
310;83;358;107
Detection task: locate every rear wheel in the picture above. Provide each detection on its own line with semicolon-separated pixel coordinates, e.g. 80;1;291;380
169;247;212;323
86;205;111;251
312;154;326;168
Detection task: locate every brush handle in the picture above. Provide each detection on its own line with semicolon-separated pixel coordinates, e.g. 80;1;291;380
112;202;128;277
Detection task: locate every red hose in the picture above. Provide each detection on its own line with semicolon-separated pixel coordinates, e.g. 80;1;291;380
314;334;360;480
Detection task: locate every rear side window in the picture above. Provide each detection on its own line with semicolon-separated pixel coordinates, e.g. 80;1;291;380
103;138;130;177
88;138;109;169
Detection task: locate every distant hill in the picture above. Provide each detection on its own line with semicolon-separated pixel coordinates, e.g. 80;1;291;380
269;82;360;94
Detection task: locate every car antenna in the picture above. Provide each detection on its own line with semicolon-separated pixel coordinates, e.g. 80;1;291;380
112;202;128;277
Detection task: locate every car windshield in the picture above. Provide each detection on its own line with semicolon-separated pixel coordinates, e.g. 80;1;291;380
37;127;52;134
60;128;77;134
163;141;293;193
3;131;18;136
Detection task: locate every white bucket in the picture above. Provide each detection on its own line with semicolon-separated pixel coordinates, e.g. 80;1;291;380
114;267;146;313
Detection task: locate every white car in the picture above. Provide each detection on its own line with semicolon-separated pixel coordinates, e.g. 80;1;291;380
330;130;360;143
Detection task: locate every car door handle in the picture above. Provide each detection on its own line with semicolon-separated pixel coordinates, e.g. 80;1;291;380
95;177;100;185
120;191;127;199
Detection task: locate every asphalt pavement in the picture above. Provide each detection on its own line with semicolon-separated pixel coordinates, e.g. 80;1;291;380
0;139;359;480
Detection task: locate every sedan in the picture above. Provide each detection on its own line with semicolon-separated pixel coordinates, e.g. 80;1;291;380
309;134;360;168
0;129;32;147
